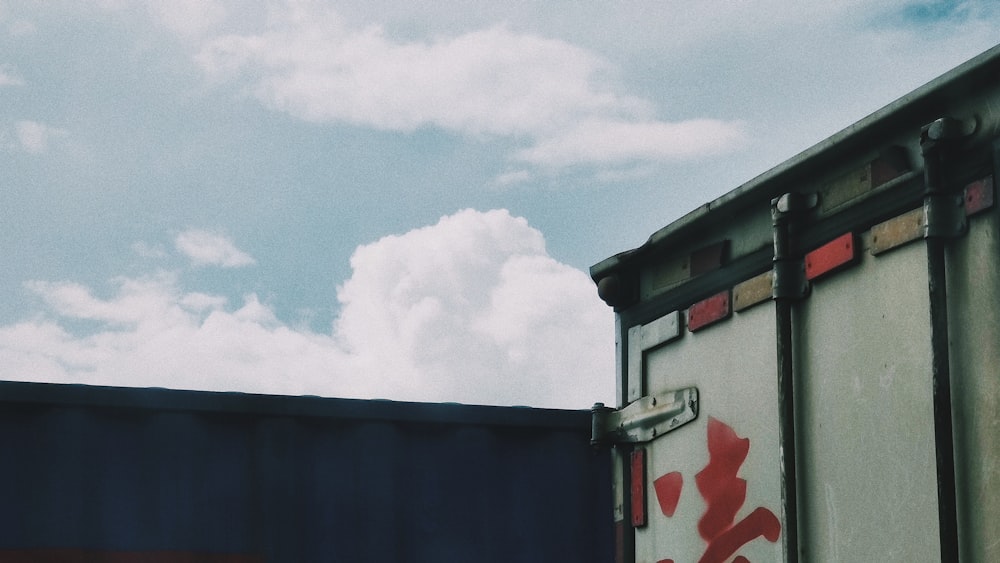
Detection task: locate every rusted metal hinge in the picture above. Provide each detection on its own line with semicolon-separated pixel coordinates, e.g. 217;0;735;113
591;387;699;447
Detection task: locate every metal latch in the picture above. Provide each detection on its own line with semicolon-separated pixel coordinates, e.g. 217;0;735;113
591;387;699;447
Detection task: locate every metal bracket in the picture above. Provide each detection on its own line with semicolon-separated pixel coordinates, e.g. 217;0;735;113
923;194;967;239
772;259;808;300
771;192;817;301
591;387;699;447
772;192;819;217
919;117;972;241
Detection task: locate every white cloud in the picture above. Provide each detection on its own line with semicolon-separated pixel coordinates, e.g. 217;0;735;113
333;209;613;406
147;0;228;38
131;240;168;259
0;64;23;86
515;118;749;168
0;210;615;408
174;228;256;268
1;8;36;38
197;17;633;135
15;120;67;154
0;275;348;396
493;169;533;188
193;2;744;169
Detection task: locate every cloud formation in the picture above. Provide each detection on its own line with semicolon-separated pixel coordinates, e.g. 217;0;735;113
194;3;745;169
0;64;24;87
335;209;612;406
14;120;67;154
147;0;228;38
175;228;257;268
0;210;615;408
516;118;749;167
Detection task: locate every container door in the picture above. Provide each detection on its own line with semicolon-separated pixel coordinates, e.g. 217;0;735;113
796;233;941;560
626;300;785;563
947;174;1000;562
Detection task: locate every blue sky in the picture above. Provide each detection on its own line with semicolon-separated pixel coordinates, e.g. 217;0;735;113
2;1;998;408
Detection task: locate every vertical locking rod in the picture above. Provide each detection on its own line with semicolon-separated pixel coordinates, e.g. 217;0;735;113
771;192;814;562
920;116;970;562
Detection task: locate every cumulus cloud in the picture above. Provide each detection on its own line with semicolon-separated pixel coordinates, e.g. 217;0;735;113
15;120;67;154
0;210;615;408
193;2;744;168
175;228;256;268
334;209;612;406
0;274;347;396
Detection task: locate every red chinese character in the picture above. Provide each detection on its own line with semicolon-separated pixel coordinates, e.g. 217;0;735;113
652;417;781;563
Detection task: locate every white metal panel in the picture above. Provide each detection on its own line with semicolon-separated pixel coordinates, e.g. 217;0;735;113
946;209;1000;563
628;312;683;403
796;235;940;561
634;303;782;563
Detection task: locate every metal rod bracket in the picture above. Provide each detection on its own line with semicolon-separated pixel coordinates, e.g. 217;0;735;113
591;387;698;447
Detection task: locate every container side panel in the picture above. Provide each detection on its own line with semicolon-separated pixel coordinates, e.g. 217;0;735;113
946;207;1000;563
636;303;782;563
0;399;613;563
796;238;940;561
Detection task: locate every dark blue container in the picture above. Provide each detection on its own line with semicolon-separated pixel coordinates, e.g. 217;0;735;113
0;381;613;562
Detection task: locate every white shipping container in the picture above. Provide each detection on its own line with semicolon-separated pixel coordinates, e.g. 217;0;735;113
591;44;1000;563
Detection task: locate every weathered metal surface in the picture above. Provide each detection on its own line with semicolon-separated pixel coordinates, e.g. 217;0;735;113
635;304;782;563
595;387;699;447
627;312;682;403
923;194;968;239
942;195;1000;562
689;240;729;276
637;311;682;351
818;148;910;214
645;253;693;297
733;270;774;312
0;382;613;562
797;240;940;561
591;45;1000;286
595;44;1000;563
870;207;925;255
919;117;973;561
871;175;993;256
818;160;877;213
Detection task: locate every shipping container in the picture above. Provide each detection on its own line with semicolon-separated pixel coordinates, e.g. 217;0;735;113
0;381;613;562
590;45;1000;562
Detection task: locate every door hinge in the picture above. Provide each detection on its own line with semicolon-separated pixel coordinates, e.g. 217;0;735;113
591;387;699;447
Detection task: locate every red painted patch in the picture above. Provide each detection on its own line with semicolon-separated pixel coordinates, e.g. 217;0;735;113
698;507;781;563
695;417;780;563
964;176;994;216
653;471;683;517
805;233;857;281
696;417;750;540
647;417;780;563
615;520;626;563
688;291;731;332
631;448;647;527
